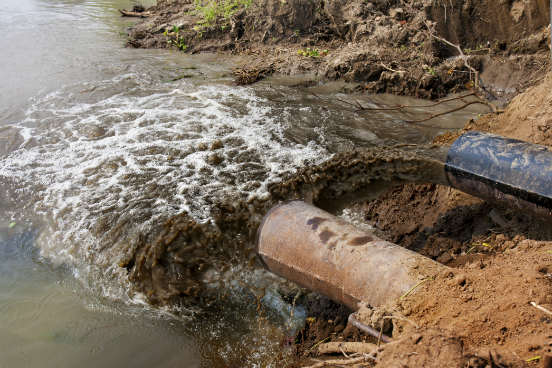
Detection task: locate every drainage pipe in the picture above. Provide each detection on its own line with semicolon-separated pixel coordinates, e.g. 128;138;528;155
256;200;446;310
445;131;552;218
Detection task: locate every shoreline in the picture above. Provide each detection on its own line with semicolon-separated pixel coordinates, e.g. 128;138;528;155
126;0;550;102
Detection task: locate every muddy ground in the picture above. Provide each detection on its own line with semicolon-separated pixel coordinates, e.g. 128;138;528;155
124;0;552;367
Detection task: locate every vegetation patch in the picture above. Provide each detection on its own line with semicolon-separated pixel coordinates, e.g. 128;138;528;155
163;26;188;51
192;0;252;31
297;48;328;58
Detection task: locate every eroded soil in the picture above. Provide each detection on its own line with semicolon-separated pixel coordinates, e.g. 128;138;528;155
128;0;550;103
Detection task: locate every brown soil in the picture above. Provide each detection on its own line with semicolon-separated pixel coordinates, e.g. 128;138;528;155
127;0;550;102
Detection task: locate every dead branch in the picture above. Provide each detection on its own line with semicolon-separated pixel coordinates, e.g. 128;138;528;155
303;354;376;368
348;314;392;343
424;21;502;114
318;342;378;355
338;92;477;112
336;93;499;126
380;63;405;74
425;21;479;88
530;301;552;316
118;9;152;17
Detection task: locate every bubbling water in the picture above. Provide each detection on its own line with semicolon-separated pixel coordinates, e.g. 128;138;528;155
0;71;328;299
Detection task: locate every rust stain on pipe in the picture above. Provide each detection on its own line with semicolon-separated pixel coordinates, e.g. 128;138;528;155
256;200;446;310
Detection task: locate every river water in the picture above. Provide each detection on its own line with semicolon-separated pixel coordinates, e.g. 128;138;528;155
0;0;487;366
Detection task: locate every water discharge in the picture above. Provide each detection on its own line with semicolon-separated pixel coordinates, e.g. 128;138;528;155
0;0;487;365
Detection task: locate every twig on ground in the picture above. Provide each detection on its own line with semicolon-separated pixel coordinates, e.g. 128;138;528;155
348;314;392;343
530;301;552;316
304;354;376;368
318;342;377;355
380;63;405;74
377;320;384;347
340;346;350;358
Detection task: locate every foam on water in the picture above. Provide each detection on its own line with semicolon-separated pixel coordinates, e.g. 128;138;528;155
0;72;328;302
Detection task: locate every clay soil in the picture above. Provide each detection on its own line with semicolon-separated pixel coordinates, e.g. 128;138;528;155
124;1;552;366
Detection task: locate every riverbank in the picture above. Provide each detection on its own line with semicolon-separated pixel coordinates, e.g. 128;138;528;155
127;0;550;102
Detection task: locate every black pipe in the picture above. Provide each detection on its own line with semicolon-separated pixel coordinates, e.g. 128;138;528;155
445;131;552;217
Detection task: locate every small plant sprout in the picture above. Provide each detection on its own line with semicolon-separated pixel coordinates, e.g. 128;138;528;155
164;25;188;51
297;48;328;58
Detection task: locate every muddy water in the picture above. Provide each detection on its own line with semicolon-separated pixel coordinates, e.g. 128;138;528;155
0;0;488;366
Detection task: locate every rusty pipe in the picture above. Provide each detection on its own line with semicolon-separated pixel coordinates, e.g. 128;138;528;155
256;200;446;310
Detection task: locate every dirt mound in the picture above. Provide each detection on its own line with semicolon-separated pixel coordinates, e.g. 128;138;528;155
127;0;550;100
393;240;552;364
376;329;527;368
467;72;552;146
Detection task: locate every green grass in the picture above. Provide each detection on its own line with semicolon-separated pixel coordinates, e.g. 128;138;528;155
192;0;252;30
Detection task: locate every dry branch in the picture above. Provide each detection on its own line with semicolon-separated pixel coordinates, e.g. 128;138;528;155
405;101;482;123
530;301;552;316
318;342;378;355
348;314;392;343
380;63;405;74
303;355;376;368
338;92;478;112
118;9;152;17
425;21;479;88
